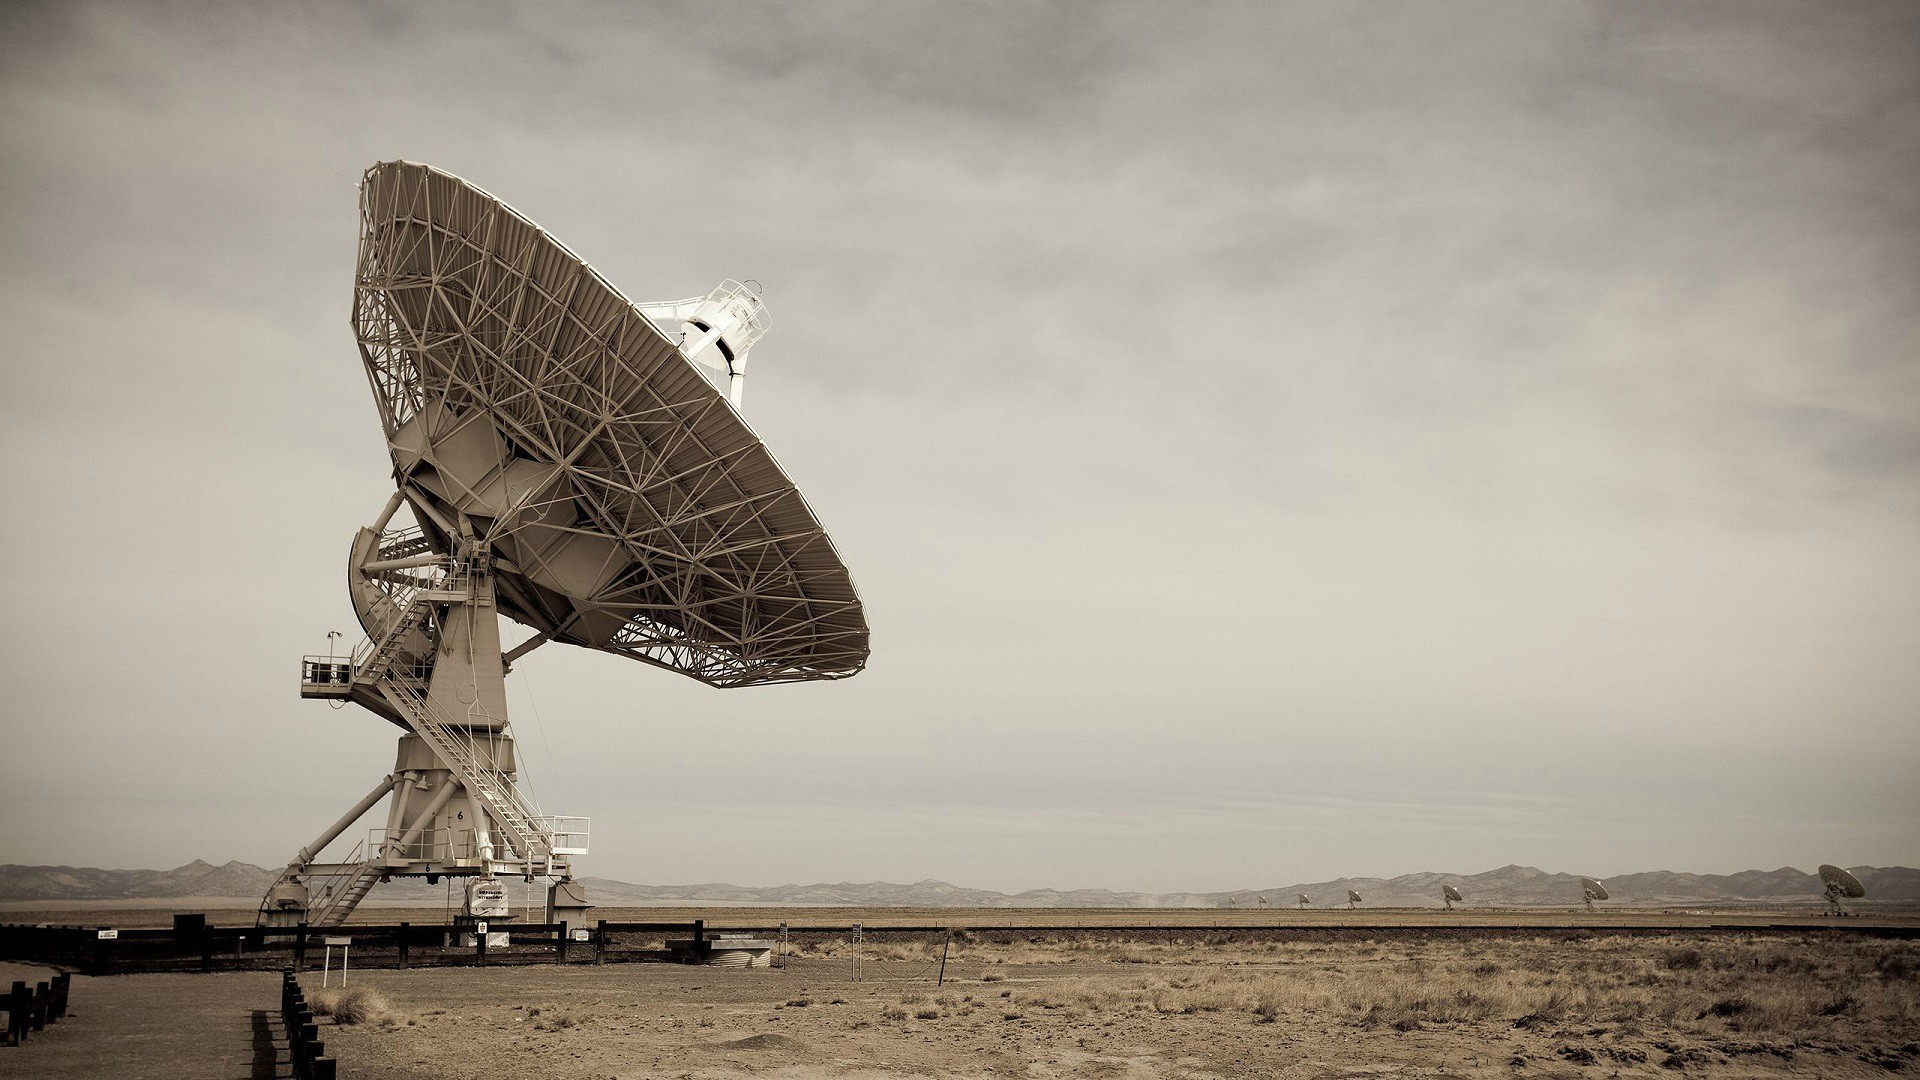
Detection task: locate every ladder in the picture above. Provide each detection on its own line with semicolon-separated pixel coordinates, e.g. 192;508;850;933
376;670;556;870
352;574;467;684
350;563;558;870
310;861;384;928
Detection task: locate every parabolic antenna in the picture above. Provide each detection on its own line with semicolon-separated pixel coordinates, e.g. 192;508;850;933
1347;890;1363;909
1579;877;1609;908
259;162;868;928
1442;884;1463;910
1297;893;1310;908
1818;864;1865;916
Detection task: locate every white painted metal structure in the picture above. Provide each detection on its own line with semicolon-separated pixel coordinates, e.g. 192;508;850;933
260;161;868;928
1347;890;1362;909
1442;884;1463;910
1580;877;1609;908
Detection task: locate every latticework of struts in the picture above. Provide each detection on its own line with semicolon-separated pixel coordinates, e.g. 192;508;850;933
352;161;868;688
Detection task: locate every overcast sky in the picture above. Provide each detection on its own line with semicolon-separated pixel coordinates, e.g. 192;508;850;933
1;1;1915;894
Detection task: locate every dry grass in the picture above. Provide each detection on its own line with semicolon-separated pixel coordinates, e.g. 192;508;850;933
307;985;392;1025
869;932;1920;1040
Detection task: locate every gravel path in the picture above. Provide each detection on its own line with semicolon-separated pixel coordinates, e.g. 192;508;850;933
0;965;277;1079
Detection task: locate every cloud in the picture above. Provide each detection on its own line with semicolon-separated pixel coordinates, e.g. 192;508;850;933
0;0;1914;887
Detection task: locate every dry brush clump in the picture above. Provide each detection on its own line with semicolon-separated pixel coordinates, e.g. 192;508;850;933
307;986;392;1025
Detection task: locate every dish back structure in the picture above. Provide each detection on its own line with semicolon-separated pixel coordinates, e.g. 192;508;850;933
1579;877;1609;907
260;162;868;928
1818;864;1866;915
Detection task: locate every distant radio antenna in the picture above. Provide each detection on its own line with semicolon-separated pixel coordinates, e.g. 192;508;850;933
1442;884;1463;911
1579;877;1609;909
1347;890;1362;910
1297;894;1310;908
1818;864;1865;917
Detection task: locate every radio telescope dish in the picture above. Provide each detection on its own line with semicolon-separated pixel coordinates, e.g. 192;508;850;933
1347;890;1363;909
1442;884;1463;910
1297;893;1310;908
260;162;868;929
1579;877;1609;908
1818;864;1865;916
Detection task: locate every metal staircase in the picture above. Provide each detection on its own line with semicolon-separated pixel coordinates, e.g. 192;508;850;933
267;535;576;928
308;843;385;928
375;669;557;871
346;549;561;873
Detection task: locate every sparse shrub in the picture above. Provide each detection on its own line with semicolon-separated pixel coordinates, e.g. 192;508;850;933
1665;948;1704;970
784;998;811;1008
308;986;390;1025
1874;951;1918;981
914;1008;940;1020
881;1006;907;1021
1514;990;1570;1030
981;972;1004;982
1817;994;1856;1017
1701;996;1751;1019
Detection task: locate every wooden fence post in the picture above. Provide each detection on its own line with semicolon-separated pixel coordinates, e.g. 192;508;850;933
595;919;607;965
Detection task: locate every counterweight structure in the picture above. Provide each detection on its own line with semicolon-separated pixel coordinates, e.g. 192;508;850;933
261;162;869;927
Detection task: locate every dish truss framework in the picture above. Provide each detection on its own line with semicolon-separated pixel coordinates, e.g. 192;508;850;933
259;161;869;928
1819;865;1866;917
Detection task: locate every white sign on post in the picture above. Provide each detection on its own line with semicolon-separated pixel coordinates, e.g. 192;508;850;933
570;928;590;942
475;921;488;934
96;929;118;940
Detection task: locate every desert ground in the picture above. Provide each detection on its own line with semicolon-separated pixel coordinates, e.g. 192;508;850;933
5;910;1917;1078
297;927;1920;1079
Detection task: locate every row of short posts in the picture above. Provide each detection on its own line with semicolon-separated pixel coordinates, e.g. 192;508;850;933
280;970;336;1080
4;973;70;1046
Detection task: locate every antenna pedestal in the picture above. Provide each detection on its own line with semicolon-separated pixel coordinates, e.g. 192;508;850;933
262;519;590;928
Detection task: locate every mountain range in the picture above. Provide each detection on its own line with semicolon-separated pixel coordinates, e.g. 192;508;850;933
2;860;1914;907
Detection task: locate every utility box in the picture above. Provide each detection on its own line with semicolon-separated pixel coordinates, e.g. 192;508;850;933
547;879;592;930
173;913;207;955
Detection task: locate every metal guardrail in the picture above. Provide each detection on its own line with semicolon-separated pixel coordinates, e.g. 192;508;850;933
7;916;1915;979
0;920;682;975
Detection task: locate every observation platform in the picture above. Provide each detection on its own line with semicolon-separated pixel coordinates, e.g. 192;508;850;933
298;658;353;699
